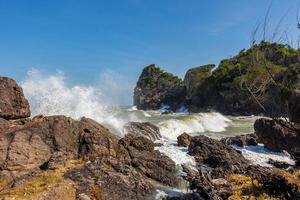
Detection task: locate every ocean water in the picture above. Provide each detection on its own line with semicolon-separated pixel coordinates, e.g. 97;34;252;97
20;70;295;193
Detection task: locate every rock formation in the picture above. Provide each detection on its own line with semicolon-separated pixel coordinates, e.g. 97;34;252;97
134;64;186;111
0;77;30;119
134;42;300;116
0;76;178;200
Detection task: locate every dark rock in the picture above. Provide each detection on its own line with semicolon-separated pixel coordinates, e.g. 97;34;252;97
0;77;30;120
134;64;186;111
288;90;300;123
246;165;300;199
177;133;192;147
184;64;214;101
124;121;161;141
188;135;248;179
119;134;178;187
254;118;300;160
220;134;258;147
166;193;205;200
267;158;294;169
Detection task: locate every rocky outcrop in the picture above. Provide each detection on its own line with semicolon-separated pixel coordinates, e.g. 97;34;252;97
188;136;248;179
254;118;300;165
177;132;192;147
184;64;214;101
135;42;300;116
0;77;30;120
123;122;161;141
220;133;259;147
134;64;186;111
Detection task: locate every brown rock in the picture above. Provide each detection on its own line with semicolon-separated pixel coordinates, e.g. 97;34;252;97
220;134;258;147
124;122;161;141
177;133;192;147
254;118;300;165
188;135;248;179
0;77;30;120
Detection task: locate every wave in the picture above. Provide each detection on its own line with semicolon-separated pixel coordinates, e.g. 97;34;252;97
158;113;232;141
21;69;139;135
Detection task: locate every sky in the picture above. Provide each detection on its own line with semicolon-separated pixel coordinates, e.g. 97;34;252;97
0;0;299;104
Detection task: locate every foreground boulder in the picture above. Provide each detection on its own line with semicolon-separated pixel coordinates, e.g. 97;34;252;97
0;77;30;120
124;122;161;141
254;118;300;165
0;114;178;199
188;135;248;179
134;64;186;111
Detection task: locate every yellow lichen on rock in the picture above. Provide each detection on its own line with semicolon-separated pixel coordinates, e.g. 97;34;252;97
0;160;85;200
228;174;274;200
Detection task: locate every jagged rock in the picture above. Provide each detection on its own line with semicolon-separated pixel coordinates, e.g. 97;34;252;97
177;133;192;147
124;122;161;141
119;134;178;186
134;64;185;111
188;135;248;179
220;134;258;147
254;118;300;165
267;158;294;169
184;64;214;101
0;77;30;120
246;165;300;199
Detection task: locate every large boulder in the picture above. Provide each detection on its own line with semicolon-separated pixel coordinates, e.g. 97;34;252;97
123;122;161;141
134;64;186;111
188;135;248;179
0;77;30;120
254;118;300;165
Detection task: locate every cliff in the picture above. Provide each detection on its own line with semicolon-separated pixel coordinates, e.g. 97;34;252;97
134;42;300;116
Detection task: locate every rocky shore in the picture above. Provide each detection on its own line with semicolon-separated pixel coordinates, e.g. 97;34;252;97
0;74;299;200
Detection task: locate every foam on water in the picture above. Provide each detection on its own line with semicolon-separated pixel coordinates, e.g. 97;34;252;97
234;144;295;167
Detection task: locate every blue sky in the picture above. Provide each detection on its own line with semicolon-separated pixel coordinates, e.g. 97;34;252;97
0;0;299;92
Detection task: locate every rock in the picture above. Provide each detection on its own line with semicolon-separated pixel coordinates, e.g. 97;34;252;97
254;118;300;158
211;178;233;199
0;77;30;120
124;122;161;141
177;133;192;147
119;134;178;187
188;135;248;179
184;64;214;101
65;160;154;200
267;158;294;169
220;134;258;147
0;115;120;176
246;165;300;199
166;193;205;200
288;90;300;123
134;64;186;111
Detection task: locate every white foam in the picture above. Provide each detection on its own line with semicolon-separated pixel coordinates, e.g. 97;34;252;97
21;69;139;135
155;139;196;168
158;113;231;140
234;144;295;167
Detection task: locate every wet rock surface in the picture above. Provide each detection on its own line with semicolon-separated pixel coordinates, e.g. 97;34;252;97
124;121;161;141
188;135;248;179
220;133;259;147
177;132;192;147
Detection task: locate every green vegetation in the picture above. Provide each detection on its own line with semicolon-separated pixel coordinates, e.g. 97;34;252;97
140;64;183;89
